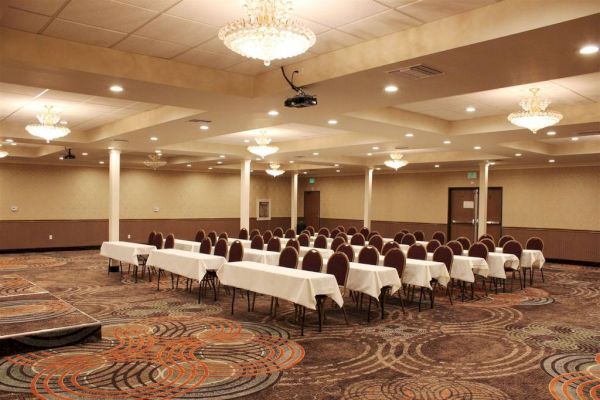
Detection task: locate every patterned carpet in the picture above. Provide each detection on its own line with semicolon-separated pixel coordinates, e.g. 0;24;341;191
0;250;598;399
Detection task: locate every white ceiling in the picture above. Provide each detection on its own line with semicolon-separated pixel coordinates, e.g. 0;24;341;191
2;0;499;75
202;123;347;145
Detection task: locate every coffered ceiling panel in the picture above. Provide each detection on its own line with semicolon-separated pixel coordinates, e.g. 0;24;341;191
58;0;158;33
164;0;244;27
7;0;67;16
294;0;388;28
134;14;217;47
337;9;420;40
117;0;180;12
113;35;187;58
310;29;363;54
44;18;126;47
1;7;49;33
397;0;498;23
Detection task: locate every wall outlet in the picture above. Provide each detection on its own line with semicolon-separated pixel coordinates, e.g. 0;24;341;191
127;234;131;239
153;206;159;213
10;205;18;212
49;234;53;240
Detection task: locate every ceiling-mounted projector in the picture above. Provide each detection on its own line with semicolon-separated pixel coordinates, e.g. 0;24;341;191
282;67;317;109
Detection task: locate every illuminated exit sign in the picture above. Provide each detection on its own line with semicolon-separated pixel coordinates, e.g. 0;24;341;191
309;177;316;184
467;171;478;180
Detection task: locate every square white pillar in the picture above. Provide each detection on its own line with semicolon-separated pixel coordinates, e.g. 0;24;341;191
240;159;251;230
291;172;298;230
108;149;120;241
478;161;489;237
364;168;374;229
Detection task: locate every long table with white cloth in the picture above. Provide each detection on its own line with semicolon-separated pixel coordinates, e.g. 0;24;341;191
100;241;156;267
147;249;226;282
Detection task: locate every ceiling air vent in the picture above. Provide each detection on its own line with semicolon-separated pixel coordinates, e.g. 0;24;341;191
575;131;600;137
188;119;211;123
387;64;443;79
395;146;410;150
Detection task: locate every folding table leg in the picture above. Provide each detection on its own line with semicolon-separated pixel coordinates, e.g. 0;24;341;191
367;296;372;322
157;269;161;291
247;291;251;311
379;287;387;320
231;288;236;315
398;289;406;314
300;306;306;336
197;280;202;304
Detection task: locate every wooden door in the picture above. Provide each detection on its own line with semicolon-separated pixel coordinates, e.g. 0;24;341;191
304;191;320;229
448;188;478;242
486;188;503;240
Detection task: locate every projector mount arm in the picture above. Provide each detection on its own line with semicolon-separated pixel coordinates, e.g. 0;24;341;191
281;67;306;95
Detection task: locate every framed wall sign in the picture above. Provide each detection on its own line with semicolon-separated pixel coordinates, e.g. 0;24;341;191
256;199;271;221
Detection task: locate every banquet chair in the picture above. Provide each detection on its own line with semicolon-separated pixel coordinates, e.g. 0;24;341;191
383;248;406;313
336;232;348;242
249;229;261;239
498;235;514;248
314;234;328;249
502;240;523;292
468;242;489;297
147;231;156;245
331;237;345;252
306;226;315;236
359;227;370;238
229;240;244;262
218;232;228;240
153;232;164;249
262;230;273;244
368;235;384;253
401;229;410;234
318;227;330;237
358;245;379;265
284;228;296;238
164;234;175;249
526;236;545;284
300;229;311;236
367;231;380;240
401;233;416;246
214;238;228;258
251;235;264;250
426;239;441;253
286;238;300;252
393;232;405;243
446;240;463;256
330;228;340;238
480;238;495;253
407;244;427;260
238;228;248;240
350;233;366;246
267;237;281;252
279;247;299;269
337;244;355;262
195;230;206;242
381;241;400;256
135;231;156;281
144;232;164;281
456;237;471;252
413;231;425;241
336;225;346;232
273;227;284;238
302;249;323;273
199;238;212;254
479;233;494;242
207;231;217;246
346;226;358;235
432;231;446;244
297;233;310;247
317;252;350;329
432;246;454;306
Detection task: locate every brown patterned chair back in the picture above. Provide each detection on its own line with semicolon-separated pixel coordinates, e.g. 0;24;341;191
426;239;441;253
479;233;494;243
249;229;261;239
262;230;273;244
526;237;544;251
330;228;340;238
432;231;446;244
214;238;228;258
164;233;175;249
302;249;323;273
346;226;358;235
358;245;379;265
297;234;310;247
318;227;330;237
446;240;463;256
314;234;328;249
480;238;495;253
401;233;416;246
368;235;384;253
407;244;427;260
326;252;350;287
273;227;284;238
400;229;409;234
207;231;217;246
238;228;248;240
199;238;212;254
350;233;366;246
413;231;425;241
284;228;296;238
267;237;281;252
335;225;345;232
153;232;164;249
300;229;311;237
366;231;379;240
229;240;244;262
195;229;206;242
286;238;300;252
336;232;348;242
218;232;228;240
306;226;315;236
433;246;454;274
337;244;355;262
331;237;345;251
456;236;471;251
503;240;523;260
251;235;264;250
498;235;514;248
468;242;488;260
147;231;156;245
393;231;405;243
382;240;400;256
383;248;406;277
279;246;298;269
359;227;370;238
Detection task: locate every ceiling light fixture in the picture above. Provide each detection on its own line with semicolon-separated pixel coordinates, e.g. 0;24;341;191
289;160;294;163
208;167;213;170
327;119;338;125
333;163;339;167
10;143;16;146
150;137;158;141
217;161;223;165
384;153;408;171
302;171;307;174
155;150;162;154
336;169;340;173
247;132;279;159
405;133;414;138
200;125;209;130
434;164;440;168
312;152;319;156
187;164;192;167
367;153;372;156
144;154;167;170
99;161;105;165
82;152;88;156
384;85;398;93
0;150;8;158
474;145;482;150
372;146;379;150
508;88;563;133
571;137;579;141
219;155;225;158
548;159;556;163
268;110;279;116
375;167;381;170
546;131;557;136
465;106;476;112
109;85;123;93
4;139;14;143
219;0;316;66
443;140;451;144
25;105;71;143
244;139;250;143
579;44;599;55
515;153;522;157
266;162;285;177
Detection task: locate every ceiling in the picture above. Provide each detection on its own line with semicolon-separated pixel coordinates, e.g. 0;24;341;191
0;0;598;176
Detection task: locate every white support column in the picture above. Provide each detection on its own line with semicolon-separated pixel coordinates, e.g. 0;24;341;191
240;159;251;231
363;168;374;230
291;172;298;230
108;149;120;241
478;161;489;237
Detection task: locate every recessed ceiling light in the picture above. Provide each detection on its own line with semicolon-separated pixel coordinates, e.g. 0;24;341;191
473;145;482;150
515;153;522;157
546;131;556;136
255;157;261;161
571;137;579;141
375;167;381;170
489;161;496;165
372;146;379;150
186;164;192;167
208;167;213;170
405;133;414;138
150;137;158;141
244;139;250;143
109;85;123;93
302;171;307;174
219;155;225;158
59;156;64;160
548;159;555;163
99;161;105;164
200;125;209;130
384;85;398;93
108;146;114;150
465;106;476;112
333;163;339;167
60;121;68;125
5;139;14;143
327;119;338;125
10;142;17;146
312;152;319;156
82;152;88;156
267;110;279;116
579;44;599;55
443;140;451;144
155;150;161;154
434;164;440;168
367;152;372;156
289;160;294;164
217;161;223;165
336;169;340;173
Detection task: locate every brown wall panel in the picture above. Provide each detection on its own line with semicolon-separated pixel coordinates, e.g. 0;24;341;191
0;220;108;250
120;219;241;243
250;217;292;233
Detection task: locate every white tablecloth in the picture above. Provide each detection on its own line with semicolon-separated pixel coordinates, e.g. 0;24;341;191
227;238;253;248
100;241;156;266
402;259;450;289
298;246;334;259
395;249;489;284
242;248;281;266
462;250;520;279
347;262;402;299
172;239;201;252
147;249;226;281
399;241;428;252
495;248;545;269
217;261;343;310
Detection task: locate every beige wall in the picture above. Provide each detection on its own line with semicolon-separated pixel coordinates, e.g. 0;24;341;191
250;175;291;218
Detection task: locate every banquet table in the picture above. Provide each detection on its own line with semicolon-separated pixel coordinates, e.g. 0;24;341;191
298;246;334;258
399;241;429;252
242;248;280;266
495;247;545;269
227;238;254;248
346;262;402;299
100;241;156;266
402;258;450;289
462;250;520;279
162;238;201;252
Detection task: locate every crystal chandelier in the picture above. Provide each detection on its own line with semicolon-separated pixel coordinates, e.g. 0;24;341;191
25;105;71;143
219;0;316;66
266;162;285;177
247;133;279;158
143;154;167;170
0;148;7;158
384;153;408;171
507;88;563;133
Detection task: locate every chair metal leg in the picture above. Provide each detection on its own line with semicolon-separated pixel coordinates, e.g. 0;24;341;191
367;296;372;323
156;269;161;291
398;288;406;314
379;287;387;320
231;287;236;315
447;281;454;305
247;290;251;311
418;287;424;312
540;268;545;282
300;306;306;336
429;287;435;309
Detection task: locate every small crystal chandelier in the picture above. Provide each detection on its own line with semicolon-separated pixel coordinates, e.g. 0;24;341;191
507;88;563;133
219;0;316;66
384;153;408;171
0;147;7;158
247;133;279;158
143;154;167;170
266;162;285;177
25;105;71;143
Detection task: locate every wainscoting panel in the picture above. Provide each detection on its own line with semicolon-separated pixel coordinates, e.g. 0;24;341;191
0;220;108;250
